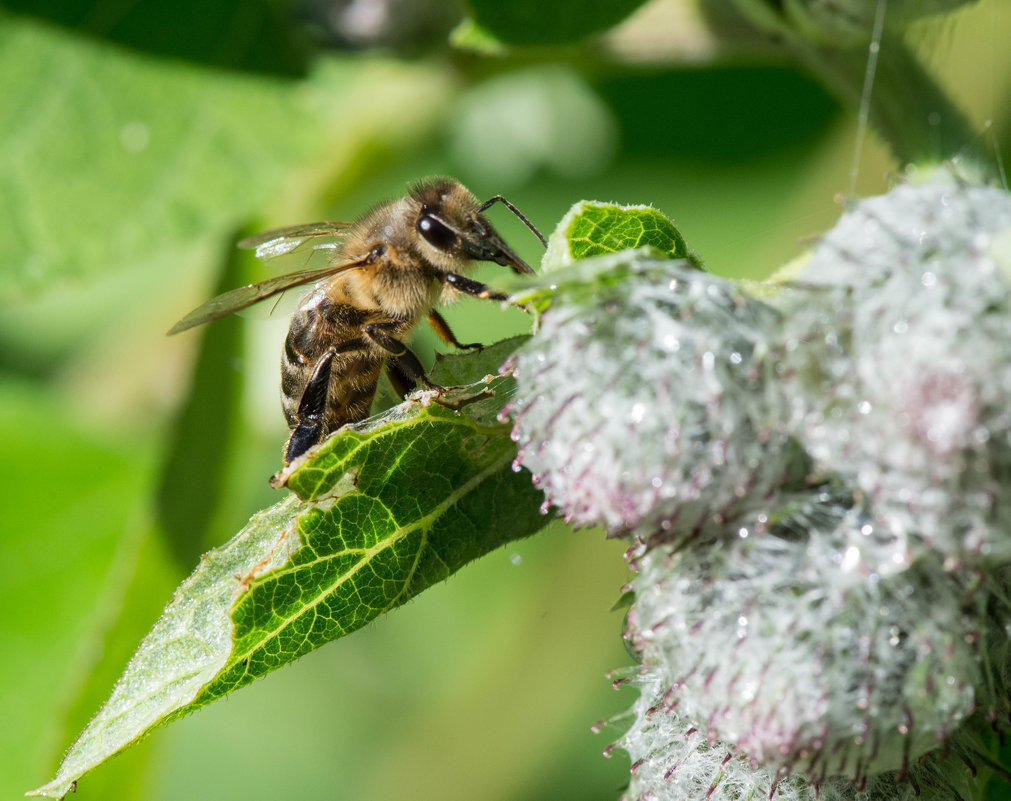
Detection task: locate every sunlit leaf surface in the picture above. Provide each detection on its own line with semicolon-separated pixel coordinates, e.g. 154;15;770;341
32;339;547;799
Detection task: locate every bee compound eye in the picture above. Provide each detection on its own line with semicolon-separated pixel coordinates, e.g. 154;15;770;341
416;214;458;252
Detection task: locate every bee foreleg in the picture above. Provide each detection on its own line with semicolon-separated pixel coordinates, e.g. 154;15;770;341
427;309;481;350
385;359;416;400
285;346;338;464
444;273;509;302
363;324;443;391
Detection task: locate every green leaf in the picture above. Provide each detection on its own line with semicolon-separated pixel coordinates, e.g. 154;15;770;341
542;200;696;272
154;230;248;568
0;14;450;301
448;17;510;55
3;0;307;74
30;338;547;800
0;380;172;801
501;200;701;310
463;0;650;46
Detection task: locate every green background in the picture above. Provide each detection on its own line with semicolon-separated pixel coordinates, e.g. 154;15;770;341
2;1;1010;799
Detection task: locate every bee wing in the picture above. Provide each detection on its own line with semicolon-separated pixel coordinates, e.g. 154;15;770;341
168;257;367;335
238;221;351;262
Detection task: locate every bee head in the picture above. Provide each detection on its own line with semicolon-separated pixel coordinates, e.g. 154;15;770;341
410;179;535;276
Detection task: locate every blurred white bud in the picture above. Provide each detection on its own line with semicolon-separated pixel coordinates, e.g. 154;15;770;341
449;66;617;188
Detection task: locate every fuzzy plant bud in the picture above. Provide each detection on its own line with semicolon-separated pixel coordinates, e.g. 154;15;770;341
618;660;1001;801
507;182;1011;800
778;178;1011;565
622;488;1008;793
506;253;795;539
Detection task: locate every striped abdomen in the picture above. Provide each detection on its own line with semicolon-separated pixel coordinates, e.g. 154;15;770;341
280;294;391;437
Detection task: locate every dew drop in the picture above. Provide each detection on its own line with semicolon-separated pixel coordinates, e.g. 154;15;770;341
841;545;861;571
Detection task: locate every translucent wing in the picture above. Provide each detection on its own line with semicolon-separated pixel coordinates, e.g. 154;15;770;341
238;221;351;262
168;258;367;335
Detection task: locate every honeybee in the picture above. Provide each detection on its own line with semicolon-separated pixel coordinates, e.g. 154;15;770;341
170;178;544;464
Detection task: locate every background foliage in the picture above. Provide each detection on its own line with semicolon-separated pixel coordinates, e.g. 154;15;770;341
2;1;1010;799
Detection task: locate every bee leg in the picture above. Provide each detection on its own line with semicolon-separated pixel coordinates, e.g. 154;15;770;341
285;346;337;463
363;324;444;391
443;273;509;302
427;309;481;350
385;359;416;400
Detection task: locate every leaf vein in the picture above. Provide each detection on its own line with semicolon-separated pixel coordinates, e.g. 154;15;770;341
228;446;513;661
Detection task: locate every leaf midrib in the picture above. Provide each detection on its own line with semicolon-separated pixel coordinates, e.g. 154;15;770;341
228;444;514;663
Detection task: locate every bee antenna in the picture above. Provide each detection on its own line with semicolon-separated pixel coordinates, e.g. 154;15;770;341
478;195;547;249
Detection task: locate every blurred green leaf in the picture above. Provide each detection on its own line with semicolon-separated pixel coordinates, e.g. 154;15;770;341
155;232;246;568
0;0;307;74
0;379;175;800
31;339;547;799
0;13;449;302
595;68;839;162
0;13;309;298
463;0;649;46
448;17;510;55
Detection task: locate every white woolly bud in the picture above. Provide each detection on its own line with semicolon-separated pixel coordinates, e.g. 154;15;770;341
508;178;1011;800
779;180;1011;563
623;489;991;786
619;660;998;801
508;257;794;538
